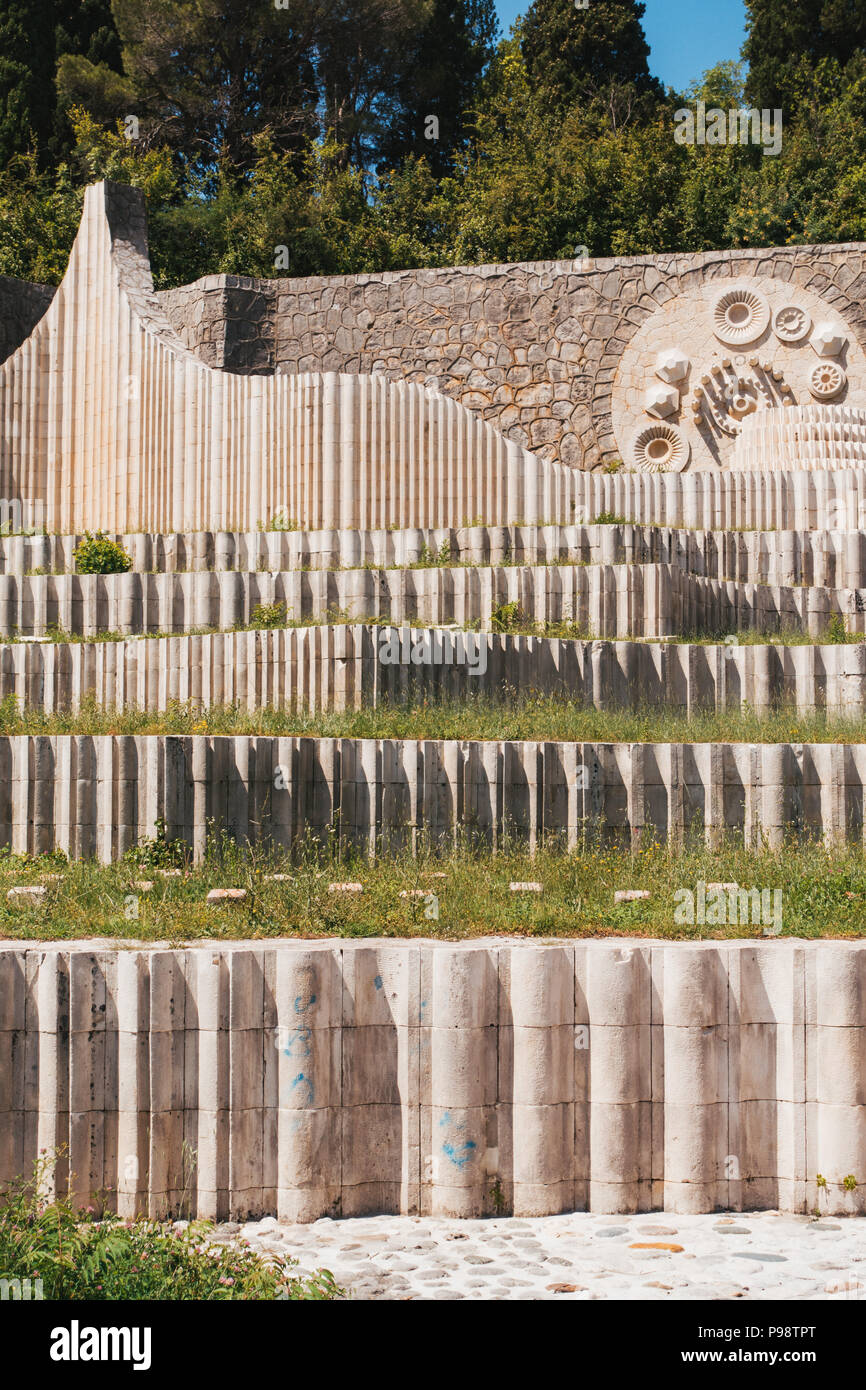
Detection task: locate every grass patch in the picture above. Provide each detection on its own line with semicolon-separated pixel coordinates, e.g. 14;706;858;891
0;1156;340;1300
674;624;866;647
0;828;863;941
1;691;866;744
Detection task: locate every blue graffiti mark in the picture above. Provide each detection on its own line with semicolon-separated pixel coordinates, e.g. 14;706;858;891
290;1071;315;1106
373;975;383;990
437;1111;477;1168
442;1139;477;1170
293;992;317;1014
282;1026;311;1058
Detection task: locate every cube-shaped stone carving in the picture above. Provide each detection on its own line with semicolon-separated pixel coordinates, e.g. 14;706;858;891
644;382;679;419
655;348;690;384
811;322;848;357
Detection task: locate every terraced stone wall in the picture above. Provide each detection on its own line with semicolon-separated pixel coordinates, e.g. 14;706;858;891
4;940;865;1220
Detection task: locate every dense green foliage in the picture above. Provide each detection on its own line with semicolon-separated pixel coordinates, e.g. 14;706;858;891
73;530;132;574
0;1156;341;1299
0;1;864;287
743;0;866;110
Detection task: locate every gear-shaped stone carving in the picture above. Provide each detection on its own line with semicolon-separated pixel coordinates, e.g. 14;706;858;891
630;421;690;472
773;305;811;343
713;286;770;346
809;361;846;400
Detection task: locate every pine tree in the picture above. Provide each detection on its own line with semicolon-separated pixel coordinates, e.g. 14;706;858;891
53;1;125;151
520;0;661;123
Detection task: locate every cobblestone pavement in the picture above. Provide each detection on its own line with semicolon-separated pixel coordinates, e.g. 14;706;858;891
216;1211;866;1300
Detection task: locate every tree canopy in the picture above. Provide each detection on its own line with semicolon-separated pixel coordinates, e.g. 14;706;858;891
0;0;864;288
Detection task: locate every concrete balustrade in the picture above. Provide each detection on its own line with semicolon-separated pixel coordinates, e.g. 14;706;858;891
4;626;866;717
0;734;863;860
3;939;864;1220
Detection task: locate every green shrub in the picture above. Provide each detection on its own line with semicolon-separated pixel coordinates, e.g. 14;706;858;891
594;512;627;525
0;1155;340;1301
412;539;453;568
491;600;523;633
263;510;300;532
74;532;132;575
132;815;189;871
827;612;848;643
249;601;288;629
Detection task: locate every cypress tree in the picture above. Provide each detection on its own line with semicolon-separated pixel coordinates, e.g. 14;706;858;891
521;0;661;117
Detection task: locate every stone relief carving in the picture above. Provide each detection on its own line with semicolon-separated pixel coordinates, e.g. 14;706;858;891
773;305;811;343
613;275;865;471
811;322;848;357
644;382;680;419
655;348;690;384
730;403;866;469
630;421;690;472
713;286;770;346
810;361;847;400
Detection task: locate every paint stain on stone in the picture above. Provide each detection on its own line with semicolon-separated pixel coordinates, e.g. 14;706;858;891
283;1026;311;1058
290;1071;315;1106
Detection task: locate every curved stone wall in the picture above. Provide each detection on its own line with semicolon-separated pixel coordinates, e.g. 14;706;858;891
160;244;866;471
0;183;571;534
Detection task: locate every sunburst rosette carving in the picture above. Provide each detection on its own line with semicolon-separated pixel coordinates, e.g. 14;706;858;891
630;422;690;473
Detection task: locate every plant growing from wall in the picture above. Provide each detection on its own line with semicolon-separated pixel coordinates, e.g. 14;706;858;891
249;600;288;628
491;600;522;633
73;530;132;574
130;815;189;870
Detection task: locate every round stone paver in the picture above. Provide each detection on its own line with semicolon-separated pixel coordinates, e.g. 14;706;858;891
226;1212;866;1301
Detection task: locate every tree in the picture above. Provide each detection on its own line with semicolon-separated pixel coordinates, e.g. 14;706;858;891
376;0;499;175
58;0;324;175
54;0;121;70
312;0;433;169
55;0;452;178
54;0;127;140
520;0;661;127
0;0;57;165
744;0;866;110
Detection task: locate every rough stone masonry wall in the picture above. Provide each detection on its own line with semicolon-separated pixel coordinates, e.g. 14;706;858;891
156;244;866;469
4;940;865;1220
0;275;54;366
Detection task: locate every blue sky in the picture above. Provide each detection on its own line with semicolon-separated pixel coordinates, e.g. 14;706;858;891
494;0;747;93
